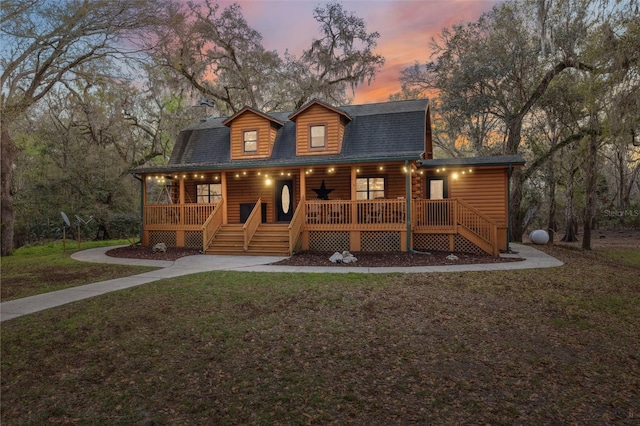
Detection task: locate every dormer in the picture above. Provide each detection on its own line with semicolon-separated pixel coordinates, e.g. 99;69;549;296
288;99;351;156
223;106;283;160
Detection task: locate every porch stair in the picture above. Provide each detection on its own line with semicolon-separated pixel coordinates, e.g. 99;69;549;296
205;223;290;256
457;226;495;256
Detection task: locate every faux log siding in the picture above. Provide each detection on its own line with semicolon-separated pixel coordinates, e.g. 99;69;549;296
304;163;413;201
305;168;351;200
449;169;508;225
295;105;344;156
229;112;275;160
226;173;301;223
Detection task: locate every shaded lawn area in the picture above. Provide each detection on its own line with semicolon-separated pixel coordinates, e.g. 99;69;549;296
1;241;157;301
1;246;639;424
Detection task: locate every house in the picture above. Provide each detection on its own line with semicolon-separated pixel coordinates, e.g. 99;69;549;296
133;99;524;256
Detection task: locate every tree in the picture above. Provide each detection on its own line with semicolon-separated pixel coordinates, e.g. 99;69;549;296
151;1;384;114
397;0;637;242
1;0;172;255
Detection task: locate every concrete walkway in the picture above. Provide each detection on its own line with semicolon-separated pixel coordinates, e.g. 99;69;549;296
0;243;562;322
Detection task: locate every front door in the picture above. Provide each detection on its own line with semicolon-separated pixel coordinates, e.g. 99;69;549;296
276;179;294;222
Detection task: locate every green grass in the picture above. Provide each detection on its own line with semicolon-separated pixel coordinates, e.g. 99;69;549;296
1;244;639;424
600;247;640;268
0;240;157;301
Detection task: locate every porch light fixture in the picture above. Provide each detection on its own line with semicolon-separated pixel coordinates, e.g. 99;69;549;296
356;168;360;173
265;178;272;186
379;166;384;171
452;172;459;180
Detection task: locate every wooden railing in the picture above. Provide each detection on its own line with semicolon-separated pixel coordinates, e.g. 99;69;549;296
455;199;499;256
288;197;306;255
201;199;225;252
145;203;217;229
242;198;262;251
413;199;498;255
305;199;406;230
413;199;455;232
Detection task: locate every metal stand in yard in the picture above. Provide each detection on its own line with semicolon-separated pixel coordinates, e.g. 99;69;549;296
61;212;70;252
74;214;94;250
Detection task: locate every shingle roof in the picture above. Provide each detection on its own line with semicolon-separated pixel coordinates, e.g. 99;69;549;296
135;99;429;173
418;155;526;168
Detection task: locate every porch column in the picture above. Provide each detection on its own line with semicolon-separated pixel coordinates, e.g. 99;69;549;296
221;171;228;224
177;177;186;247
299;167;306;199
142;176;149;245
405;160;412;252
350;165;360;253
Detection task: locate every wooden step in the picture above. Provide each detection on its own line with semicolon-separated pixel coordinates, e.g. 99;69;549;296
206;223;292;256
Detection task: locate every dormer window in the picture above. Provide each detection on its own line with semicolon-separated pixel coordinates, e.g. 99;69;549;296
243;130;257;152
310;125;326;149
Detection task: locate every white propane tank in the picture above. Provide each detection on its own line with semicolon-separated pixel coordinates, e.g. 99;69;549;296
529;229;550;245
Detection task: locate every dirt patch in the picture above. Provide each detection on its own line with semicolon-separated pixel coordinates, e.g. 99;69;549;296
272;250;522;267
106;245;201;261
527;228;640;249
106;244;522;267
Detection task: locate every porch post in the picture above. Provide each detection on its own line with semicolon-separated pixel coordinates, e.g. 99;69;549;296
405;160;412;252
221;171;228;224
299;167;306;199
177;177;186;247
141;176;149;246
350;165;360;253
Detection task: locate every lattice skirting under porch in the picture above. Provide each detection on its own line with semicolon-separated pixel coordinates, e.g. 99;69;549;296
413;233;485;255
148;230;177;247
309;231;350;252
148;230;203;249
184;231;203;249
361;231;401;252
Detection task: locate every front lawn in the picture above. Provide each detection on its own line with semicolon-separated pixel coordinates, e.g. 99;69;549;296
0;240;157;301
1;245;638;424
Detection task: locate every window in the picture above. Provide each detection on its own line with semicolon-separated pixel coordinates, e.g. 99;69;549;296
243;130;257;152
356;177;385;200
310;125;326;149
196;183;222;203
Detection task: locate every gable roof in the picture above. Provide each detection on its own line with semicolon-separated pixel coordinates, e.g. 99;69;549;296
222;105;284;127
136;99;429;174
287;98;352;122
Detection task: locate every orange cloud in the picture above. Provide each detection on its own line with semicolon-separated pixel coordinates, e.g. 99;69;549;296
184;0;502;105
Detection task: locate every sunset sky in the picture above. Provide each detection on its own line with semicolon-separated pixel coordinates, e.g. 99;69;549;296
216;0;503;104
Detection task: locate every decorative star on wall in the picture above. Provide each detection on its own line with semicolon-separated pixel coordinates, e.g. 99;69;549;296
312;179;334;200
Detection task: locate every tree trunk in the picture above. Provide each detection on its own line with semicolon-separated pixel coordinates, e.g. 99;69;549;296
1;126;17;256
562;166;579;242
509;169;526;242
547;164;557;244
582;130;598;250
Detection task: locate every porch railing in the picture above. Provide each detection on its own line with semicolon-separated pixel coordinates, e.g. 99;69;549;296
243;198;262;251
413;199;455;232
455;199;499;255
413;199;498;255
201;199;225;252
144;203;217;229
305;199;406;230
288;197;306;255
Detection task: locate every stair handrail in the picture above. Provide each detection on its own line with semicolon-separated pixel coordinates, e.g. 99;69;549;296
242;198;262;251
201;199;225;252
455;198;499;256
288;196;305;255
